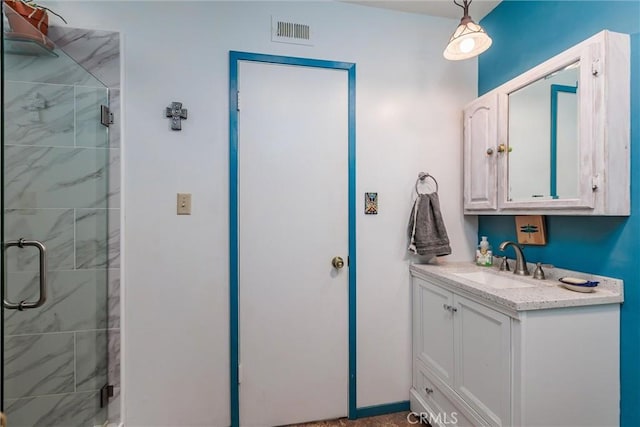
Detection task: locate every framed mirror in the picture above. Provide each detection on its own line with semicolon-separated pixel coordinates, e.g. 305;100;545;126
507;61;579;202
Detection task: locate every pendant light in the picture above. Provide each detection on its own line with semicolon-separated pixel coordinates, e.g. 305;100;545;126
443;0;492;61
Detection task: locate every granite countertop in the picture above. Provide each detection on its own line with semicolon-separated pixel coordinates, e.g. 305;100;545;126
410;260;624;312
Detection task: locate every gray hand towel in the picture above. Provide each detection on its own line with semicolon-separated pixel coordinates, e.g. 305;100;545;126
407;192;452;257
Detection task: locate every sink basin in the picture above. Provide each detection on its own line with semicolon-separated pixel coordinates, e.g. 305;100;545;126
453;271;536;289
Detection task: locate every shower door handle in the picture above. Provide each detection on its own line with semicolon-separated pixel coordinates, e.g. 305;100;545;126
3;238;48;310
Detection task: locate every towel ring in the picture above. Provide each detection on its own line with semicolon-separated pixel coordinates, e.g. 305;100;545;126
415;172;439;195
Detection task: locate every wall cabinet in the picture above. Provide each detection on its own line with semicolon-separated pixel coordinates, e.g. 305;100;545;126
410;271;620;427
463;93;498;211
463;30;630;215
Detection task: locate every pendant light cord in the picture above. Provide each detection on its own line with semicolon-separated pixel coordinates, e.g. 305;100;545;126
453;0;471;19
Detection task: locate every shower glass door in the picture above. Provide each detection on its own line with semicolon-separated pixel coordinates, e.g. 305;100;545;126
2;11;110;426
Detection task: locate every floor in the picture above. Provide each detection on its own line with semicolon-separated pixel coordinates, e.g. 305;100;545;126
288;412;422;426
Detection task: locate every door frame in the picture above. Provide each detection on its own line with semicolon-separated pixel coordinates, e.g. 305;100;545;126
229;51;356;427
549;83;577;200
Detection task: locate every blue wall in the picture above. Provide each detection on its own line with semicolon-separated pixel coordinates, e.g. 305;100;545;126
478;1;640;425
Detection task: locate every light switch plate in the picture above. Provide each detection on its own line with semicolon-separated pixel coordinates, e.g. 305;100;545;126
365;192;378;215
177;193;192;215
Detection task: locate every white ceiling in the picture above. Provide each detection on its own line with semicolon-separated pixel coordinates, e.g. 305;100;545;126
343;0;501;20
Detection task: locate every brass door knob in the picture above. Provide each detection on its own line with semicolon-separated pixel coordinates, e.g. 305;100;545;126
332;256;345;269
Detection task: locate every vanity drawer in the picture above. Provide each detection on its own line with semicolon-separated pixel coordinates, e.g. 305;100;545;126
417;364;480;427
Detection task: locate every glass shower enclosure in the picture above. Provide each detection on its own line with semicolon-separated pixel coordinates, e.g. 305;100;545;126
2;8;111;427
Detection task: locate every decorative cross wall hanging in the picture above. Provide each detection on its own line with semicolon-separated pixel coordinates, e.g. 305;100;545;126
166;102;188;130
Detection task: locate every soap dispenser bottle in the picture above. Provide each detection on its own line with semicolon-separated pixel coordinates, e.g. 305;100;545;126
476;236;493;266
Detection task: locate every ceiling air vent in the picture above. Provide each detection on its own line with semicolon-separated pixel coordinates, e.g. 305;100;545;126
271;16;314;46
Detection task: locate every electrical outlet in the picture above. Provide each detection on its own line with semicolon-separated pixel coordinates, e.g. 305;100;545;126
177;193;192;215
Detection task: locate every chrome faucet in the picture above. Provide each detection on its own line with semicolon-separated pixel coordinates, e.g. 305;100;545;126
498;241;530;276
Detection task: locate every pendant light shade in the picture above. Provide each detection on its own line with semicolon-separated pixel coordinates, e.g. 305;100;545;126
444;0;492;61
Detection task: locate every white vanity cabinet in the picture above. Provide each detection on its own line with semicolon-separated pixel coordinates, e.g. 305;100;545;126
462;30;630;215
413;278;510;426
410;264;622;427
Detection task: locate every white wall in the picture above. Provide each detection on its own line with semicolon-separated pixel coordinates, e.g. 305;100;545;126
43;1;478;425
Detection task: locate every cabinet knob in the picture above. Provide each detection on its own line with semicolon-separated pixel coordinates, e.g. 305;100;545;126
486;148;494;155
443;304;458;313
425;387;434;394
497;144;506;153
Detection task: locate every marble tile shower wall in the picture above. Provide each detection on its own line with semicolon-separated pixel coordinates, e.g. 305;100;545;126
3;28;121;426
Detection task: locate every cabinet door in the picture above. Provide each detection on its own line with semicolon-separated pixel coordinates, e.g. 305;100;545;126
463;92;498;211
453;295;510;427
413;278;454;384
